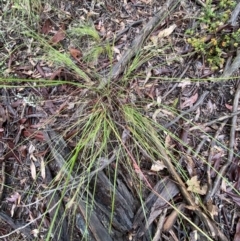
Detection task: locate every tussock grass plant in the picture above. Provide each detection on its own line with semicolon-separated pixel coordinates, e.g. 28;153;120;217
1;44;236;241
1;40;237;241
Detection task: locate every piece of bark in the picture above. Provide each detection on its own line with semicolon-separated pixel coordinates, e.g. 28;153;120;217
134;177;179;238
0;211;32;241
93;171;133;231
133;177;179;228
77;199;113;241
44;165;70;241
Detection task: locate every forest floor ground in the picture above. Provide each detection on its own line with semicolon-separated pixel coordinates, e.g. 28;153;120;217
0;0;240;241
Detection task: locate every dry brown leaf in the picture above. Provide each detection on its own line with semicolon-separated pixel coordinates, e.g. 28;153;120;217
30;160;36;180
185;155;195;177
150;36;158;45
29;143;37;161
157;24;177;38
51;29;65;44
165;134;172;148
66;196;75;210
186;176;207;195
41;19;52;34
178;80;192;89
221;179;227;192
150;160;166;172
225;103;232;111
143;69;152;86
87;11;99;18
181;92;198;109
69;47;82;61
140;0;152;3
40;157;45;180
0;104;6;127
31;229;40;238
234;219;240;241
163;203;185;231
206;200;218;219
6;192;21;204
11;204;16;217
112;46;121;54
152;108;175;122
185;205;198;211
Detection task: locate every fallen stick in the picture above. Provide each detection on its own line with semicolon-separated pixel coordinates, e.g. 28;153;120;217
206;82;240;201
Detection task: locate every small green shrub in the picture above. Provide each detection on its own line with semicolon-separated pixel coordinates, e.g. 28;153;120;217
186;0;238;70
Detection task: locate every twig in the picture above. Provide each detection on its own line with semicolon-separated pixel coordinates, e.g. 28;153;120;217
152;208;167;241
222;51;240;78
164;91;209;129
204;119;228;203
0;162;5;201
193;136;209;158
229;2;240;26
206;81;240;201
190;110;240;131
106;19;144;44
162;65;190;99
192;0;206;7
98;0;180;88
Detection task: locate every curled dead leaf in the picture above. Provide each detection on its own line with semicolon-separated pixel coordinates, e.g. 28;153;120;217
165;134;172;148
206;200;218;219
31;229;40;238
181;92;198;109
163;203;185;231
225;103;232;111
41;19;52;34
11;204;16;217
40;157;45;180
151;160;166;172
30;160;36;180
6;192;21;204
157;24;177;38
186;176;207;195
69;47;82;61
51;29;65;44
